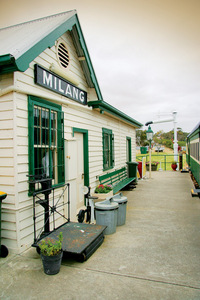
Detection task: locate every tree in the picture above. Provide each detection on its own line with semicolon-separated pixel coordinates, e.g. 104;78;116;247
136;130;148;146
136;128;189;149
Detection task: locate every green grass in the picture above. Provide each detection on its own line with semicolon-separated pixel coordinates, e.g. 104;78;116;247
136;153;187;171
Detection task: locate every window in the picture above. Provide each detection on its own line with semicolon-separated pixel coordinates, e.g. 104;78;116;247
28;96;64;192
102;128;114;170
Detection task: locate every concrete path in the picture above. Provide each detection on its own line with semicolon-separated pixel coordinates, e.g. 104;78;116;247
1;171;200;299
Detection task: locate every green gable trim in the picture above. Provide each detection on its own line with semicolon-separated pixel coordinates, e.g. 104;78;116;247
0;13;103;100
0;15;76;74
71;20;103;100
88;100;143;128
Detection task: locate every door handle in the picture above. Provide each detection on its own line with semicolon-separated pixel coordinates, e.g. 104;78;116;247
82;173;84;179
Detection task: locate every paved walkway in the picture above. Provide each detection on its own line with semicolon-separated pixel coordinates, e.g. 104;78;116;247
1;171;200;299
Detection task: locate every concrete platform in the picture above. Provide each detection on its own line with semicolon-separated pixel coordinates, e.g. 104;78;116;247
1;171;200;299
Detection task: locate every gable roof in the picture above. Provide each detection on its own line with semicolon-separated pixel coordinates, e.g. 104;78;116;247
0;11;142;128
0;10;103;100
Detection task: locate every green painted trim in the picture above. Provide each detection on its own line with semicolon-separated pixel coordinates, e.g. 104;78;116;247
0;13;103;101
126;136;132;162
0;54;18;74
1;15;75;74
73;16;103;100
28;96;65;194
15;15;77;72
0;54;15;65
72;127;89;186
29;95;61;110
88;100;143;128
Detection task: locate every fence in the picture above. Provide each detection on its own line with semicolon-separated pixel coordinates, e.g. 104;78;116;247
136;153;186;171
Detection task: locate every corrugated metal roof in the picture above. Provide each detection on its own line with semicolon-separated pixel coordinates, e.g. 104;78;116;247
0;10;76;58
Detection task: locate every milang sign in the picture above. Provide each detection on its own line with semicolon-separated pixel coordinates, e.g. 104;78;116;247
34;64;87;105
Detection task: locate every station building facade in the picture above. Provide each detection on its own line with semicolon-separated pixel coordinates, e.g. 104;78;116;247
0;10;142;253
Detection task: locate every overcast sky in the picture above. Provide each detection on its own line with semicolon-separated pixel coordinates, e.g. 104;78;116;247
0;0;199;133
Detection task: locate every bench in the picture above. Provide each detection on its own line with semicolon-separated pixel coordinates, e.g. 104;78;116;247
98;167;136;194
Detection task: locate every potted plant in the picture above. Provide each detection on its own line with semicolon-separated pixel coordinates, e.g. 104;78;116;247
93;184;113;200
146;161;159;171
171;161;177;171
38;231;63;275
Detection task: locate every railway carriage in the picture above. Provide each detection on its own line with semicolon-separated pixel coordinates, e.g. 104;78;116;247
186;122;200;187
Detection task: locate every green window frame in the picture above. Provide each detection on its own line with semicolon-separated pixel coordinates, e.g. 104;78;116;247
102;128;114;171
28;96;65;193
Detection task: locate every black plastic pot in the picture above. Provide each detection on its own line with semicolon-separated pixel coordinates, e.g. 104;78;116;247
41;250;63;275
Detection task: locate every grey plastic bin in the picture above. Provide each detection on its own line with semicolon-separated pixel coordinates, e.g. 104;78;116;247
95;199;119;235
109;192;128;226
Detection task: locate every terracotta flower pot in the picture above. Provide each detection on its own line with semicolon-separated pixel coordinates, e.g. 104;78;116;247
171;164;177;171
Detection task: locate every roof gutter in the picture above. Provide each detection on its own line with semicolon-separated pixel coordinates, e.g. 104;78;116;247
88;100;143;128
0;54;18;73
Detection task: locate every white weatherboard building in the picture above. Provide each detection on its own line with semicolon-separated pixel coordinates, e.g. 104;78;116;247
0;10;142;254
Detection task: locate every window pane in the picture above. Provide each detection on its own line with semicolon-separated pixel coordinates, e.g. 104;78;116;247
51;111;57;147
34;107;41;145
34;127;40;145
34;147;46;177
42;150;50;178
34;107;40;126
42;109;49;128
41;128;49;145
52;149;58;184
41;109;49;145
51;111;56;128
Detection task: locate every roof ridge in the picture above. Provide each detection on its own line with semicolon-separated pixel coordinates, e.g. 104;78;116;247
0;10;76;31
